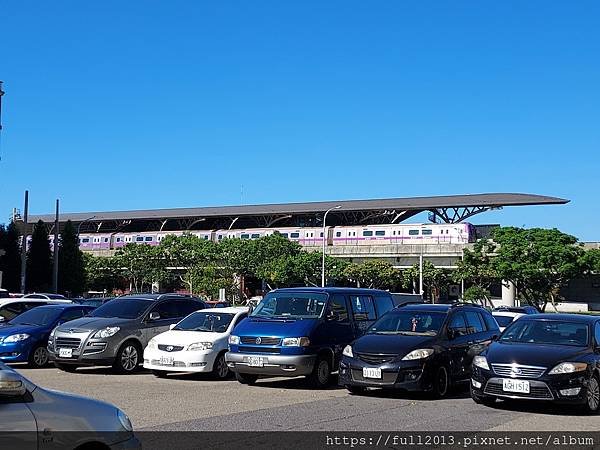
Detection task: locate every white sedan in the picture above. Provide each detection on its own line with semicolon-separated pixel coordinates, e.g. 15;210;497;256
492;311;524;332
143;307;248;379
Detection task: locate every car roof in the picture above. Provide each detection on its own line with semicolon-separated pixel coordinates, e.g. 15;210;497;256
27;304;95;311
192;306;248;314
519;313;599;323
396;304;453;312
492;311;523;318
115;294;201;301
270;287;391;295
0;298;72;306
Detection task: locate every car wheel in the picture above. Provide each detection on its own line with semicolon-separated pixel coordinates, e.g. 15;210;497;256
28;345;49;368
346;385;366;395
583;375;600;414
113;341;141;374
307;356;332;388
54;362;78;372
432;365;449;398
152;370;168;378
471;385;496;406
235;372;258;385
211;352;230;380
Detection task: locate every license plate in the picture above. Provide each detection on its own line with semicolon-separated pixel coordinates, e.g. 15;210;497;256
159;356;174;366
363;367;382;379
58;348;73;358
247;356;265;367
502;378;530;394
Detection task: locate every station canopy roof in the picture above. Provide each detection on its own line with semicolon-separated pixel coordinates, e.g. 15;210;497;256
25;193;568;234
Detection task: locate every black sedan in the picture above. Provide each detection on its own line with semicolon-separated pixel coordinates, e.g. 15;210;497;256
339;303;500;397
471;314;600;413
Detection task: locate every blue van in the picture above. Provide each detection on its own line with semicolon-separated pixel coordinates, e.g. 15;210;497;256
225;287;395;387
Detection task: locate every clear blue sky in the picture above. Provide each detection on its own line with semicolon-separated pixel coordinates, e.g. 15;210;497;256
1;1;598;240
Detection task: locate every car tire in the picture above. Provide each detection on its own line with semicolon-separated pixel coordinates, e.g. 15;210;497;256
471;385;496;406
28;345;49;368
346;385;366;395
306;356;332;388
432;365;450;398
113;341;142;374
54;362;78;373
211;352;230;380
582;375;600;414
152;370;168;378
235;372;258;385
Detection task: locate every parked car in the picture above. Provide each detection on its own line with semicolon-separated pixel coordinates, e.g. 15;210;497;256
492;311;524;332
0;361;139;448
0;289;10;299
471;313;600;413
0;304;95;368
226;287;396;387
73;297;114;308
493;305;539;315
23;293;69;301
0;298;73;324
339;303;500;397
144;307;249;379
48;294;206;373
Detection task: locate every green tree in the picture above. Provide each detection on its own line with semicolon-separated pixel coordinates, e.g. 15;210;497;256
581;248;600;274
257;252;348;288
84;253;124;293
453;239;498;305
115;244;168;293
403;261;450;302
343;260;402;290
2;222;23;292
26;220;53;292
58;220;86;296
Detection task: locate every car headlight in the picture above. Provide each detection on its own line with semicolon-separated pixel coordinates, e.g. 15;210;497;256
187;342;213;351
228;335;240;345
549;362;587;375
116;408;133;432
282;337;310;347
147;338;157;350
3;334;30;343
401;348;434;360
473;355;490;370
342;345;353;358
92;327;120;339
49;327;58;338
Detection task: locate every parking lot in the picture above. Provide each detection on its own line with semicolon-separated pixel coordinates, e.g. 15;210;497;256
13;364;599;432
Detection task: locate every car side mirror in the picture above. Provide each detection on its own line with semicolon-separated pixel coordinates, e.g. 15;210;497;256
447;329;456;340
0;371;27;397
169;324;176;330
148;312;161;321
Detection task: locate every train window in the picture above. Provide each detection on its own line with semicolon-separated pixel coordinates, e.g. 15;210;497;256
217;235;223;240
422;229;432;235
116;237;121;242
240;234;250;240
408;230;419;236
136;237;144;242
290;232;300;238
335;232;341;237
320;232;323;238
104;238;109;242
279;233;288;238
145;237;153;242
251;234;260;239
82;238;90;243
375;231;385;236
204;235;210;240
363;230;373;237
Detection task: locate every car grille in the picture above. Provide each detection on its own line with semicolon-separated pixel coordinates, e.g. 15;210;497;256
356;353;398;365
351;369;399;385
238;346;280;354
55;337;81;349
484;378;553;399
240;336;280;345
158;345;184;352
491;364;546;378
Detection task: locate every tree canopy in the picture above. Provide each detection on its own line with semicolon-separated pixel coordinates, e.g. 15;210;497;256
26;220;52;292
58;220;86;296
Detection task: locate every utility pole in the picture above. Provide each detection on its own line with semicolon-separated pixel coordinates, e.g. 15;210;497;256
20;191;29;294
52;199;59;293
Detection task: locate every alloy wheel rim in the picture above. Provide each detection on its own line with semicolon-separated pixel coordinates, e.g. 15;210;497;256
588;378;600;411
121;346;138;371
34;347;48;366
438;367;448;396
217;356;228;378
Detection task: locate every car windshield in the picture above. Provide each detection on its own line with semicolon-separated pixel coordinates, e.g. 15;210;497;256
9;308;63;326
251;293;327;319
89;299;151;319
174;312;235;332
367;310;446;336
499;320;589;346
494;315;516;327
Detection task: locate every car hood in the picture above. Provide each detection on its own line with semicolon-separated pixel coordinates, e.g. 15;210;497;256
485;342;588;366
234;316;316;338
352;333;438;356
0;324;42;338
56;316;133;332
152;330;225;345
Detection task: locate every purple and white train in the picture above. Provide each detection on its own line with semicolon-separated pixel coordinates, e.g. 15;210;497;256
76;223;475;251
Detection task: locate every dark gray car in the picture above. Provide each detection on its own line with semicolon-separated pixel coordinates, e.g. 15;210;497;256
0;362;139;449
48;294;206;373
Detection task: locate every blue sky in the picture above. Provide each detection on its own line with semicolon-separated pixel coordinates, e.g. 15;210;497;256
1;1;598;240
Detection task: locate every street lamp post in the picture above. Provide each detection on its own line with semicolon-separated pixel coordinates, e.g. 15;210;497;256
321;205;341;287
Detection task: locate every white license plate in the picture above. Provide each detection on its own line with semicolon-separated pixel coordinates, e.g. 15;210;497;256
363;367;382;379
58;348;73;358
247;356;265;367
159;356;174;366
502;378;530;394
